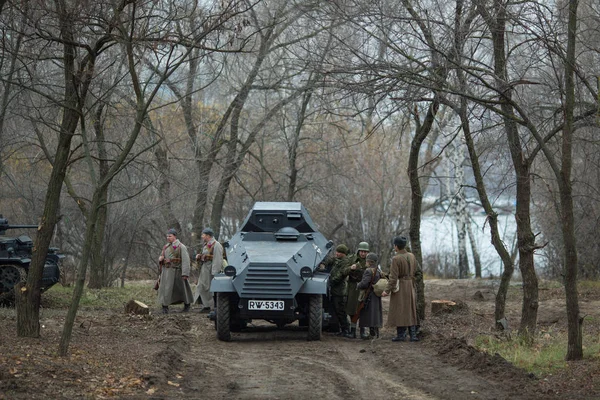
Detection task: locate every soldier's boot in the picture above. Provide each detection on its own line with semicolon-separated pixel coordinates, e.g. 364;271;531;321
369;327;377;338
392;327;406;342
374;327;380;338
335;328;349;336
360;327;370;340
409;325;420;342
162;306;169;314
183;303;190;313
344;327;356;339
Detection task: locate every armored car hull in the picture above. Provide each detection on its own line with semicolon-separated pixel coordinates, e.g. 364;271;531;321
210;202;333;341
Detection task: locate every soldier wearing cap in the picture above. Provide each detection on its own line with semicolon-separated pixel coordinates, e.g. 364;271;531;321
327;244;353;337
382;236;419;342
345;241;369;338
194;227;223;313
157;228;194;314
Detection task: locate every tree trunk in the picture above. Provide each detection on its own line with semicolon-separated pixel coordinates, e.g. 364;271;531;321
286;89;313;201
459;89;513;329
59;192;101;355
452;138;469;279
87;193;108;288
16;1;79;337
0;4;26;176
515;170;538;341
475;0;538;341
154;143;182;233
467;222;482;278
192;157;215;244
408;99;440;322
563;0;582;361
89;106;110;288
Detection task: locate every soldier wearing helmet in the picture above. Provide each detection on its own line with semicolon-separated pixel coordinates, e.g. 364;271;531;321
344;241;369;338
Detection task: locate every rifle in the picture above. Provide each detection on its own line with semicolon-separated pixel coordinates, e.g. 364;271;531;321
351;268;377;323
154;244;169;290
154;262;162;290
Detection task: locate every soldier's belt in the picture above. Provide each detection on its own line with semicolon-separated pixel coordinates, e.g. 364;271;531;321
164;263;181;269
203;255;214;260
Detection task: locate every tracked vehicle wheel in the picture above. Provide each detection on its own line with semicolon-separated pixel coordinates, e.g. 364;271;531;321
0;264;26;302
307;294;322;341
216;292;231;341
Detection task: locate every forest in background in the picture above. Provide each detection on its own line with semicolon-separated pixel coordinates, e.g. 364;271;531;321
1;0;599;357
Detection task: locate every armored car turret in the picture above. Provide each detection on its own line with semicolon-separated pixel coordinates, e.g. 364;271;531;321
210;202;333;341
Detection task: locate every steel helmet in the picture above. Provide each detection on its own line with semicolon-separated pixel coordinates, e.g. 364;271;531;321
357;242;369;252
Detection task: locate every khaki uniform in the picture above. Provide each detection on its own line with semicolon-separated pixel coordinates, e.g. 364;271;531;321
194;239;223;309
385;250;418;327
157;240;194;306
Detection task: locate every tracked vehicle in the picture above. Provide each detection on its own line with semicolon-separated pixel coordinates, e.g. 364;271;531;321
210;202;333;341
0;215;62;303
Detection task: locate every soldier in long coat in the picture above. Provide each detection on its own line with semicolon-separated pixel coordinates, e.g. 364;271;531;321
356;253;383;339
194;227;223;313
345;241;369;338
157;228;194;314
382;236;419;342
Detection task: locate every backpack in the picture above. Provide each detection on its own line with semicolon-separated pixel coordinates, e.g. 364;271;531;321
373;277;389;297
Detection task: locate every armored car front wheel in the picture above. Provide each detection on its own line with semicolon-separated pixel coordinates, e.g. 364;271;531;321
216;292;231;341
307;294;322;341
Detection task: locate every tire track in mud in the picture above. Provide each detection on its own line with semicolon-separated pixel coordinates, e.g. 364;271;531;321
184;335;435;399
162;320;529;400
149;316;535;400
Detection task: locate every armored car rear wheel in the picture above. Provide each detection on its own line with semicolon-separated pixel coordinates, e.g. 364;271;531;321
307;294;322;341
216;292;231;341
0;264;26;302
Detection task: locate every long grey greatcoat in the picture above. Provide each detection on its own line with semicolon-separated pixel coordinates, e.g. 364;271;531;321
356;267;383;328
194;238;223;308
385;250;418;327
158;239;194;306
345;253;367;317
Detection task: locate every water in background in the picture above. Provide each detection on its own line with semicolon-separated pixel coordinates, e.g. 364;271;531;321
420;212;519;278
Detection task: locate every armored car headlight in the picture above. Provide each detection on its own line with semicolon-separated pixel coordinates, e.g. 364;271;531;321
224;265;237;277
300;266;313;279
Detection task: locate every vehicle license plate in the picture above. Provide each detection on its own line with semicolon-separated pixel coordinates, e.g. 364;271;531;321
248;300;284;311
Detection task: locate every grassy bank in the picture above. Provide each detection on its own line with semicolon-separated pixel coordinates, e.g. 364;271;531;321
475;325;600;376
41;281;159;309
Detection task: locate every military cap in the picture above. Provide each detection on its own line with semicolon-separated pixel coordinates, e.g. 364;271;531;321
393;236;407;248
335;244;349;254
167;228;178;236
202;227;214;237
366;253;378;263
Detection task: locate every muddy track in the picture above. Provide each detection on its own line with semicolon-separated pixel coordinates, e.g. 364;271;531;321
154;318;541;400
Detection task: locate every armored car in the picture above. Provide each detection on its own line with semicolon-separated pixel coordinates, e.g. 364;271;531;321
210;202;333;341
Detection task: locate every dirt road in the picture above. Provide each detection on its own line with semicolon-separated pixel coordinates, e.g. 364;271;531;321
5;279;596;399
150;303;539;400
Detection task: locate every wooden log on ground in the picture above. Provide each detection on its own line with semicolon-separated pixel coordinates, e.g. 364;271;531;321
431;300;457;314
125;299;149;315
472;290;485;301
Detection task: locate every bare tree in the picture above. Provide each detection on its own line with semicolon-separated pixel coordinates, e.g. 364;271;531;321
15;0;105;337
57;0;246;355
